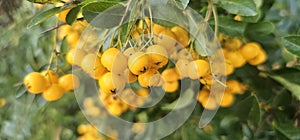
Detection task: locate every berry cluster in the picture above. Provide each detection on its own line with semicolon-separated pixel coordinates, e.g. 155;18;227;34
23;71;79;101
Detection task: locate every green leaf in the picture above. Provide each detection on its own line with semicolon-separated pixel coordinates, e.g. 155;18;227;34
66;6;81;25
211;16;246;36
283;35;300;57
234;95;261;125
245;21;275;37
161;88;194;110
273;122;300;140
27;0;60;4
240;10;262;23
27;6;72;28
216;0;258;16
81;1;121;24
16;85;28;98
269;69;300;100
174;0;190;9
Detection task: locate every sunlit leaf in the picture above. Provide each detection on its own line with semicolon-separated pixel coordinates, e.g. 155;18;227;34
215;0;258;16
283;35;300;57
27;6;73;28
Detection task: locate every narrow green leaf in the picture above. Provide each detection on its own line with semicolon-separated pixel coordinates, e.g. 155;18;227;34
66;6;81;25
273;122;300;140
269;69;300;100
16;85;28;98
174;0;190;9
161;88;194;110
26;0;60;4
283;35;300;57
217;0;258;16
211;16;246;36
81;1;121;24
240;10;262;23
245;21;275;38
27;6;72;28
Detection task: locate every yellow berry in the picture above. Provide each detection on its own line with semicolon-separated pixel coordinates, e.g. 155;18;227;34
107;103;123;116
163;80;179;92
175;59;190;79
138;69;161;87
66;48;87;66
154;29;178;54
58;74;80;92
223;38;243;50
219;92;235;107
146;45;169;69
42;84;64;101
128;52;151;75
248;49;267;65
101;48;127;75
171;26;190;47
98;72;125;95
24;72;49;94
41;70;59;84
187;59;210;79
240;42;261;60
224;51;246;68
226;80;246;94
161;68;179;82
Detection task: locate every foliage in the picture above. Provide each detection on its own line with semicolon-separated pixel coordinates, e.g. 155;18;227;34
0;0;300;139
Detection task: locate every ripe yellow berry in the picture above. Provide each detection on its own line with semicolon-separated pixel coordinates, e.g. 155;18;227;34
98;72;125;95
58;74;80;92
41;70;59;84
154;29;178;54
223;38;243;50
163;80;179;92
24;72;49;94
197;88;210;103
128;52;151;75
226;80;246;94
248;49;267;66
42;84;64;101
66;33;80;48
187;59;210;79
175;59;190;79
101;48;128;75
136;88;150;97
153;23;166;35
138;69;162;87
77;124;89;135
81;54;107;79
161;68;179;82
66;48;87;66
240;42;261;60
201;95;217;110
146;45;169;69
137;18;151;33
225;60;235;76
224;51;246;68
219;92;235;107
107;103;123;116
171;26;190;47
0;98;6;108
199;74;213;85
124;69;137;83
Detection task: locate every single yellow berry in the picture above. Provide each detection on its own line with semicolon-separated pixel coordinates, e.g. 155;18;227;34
24;72;49;94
